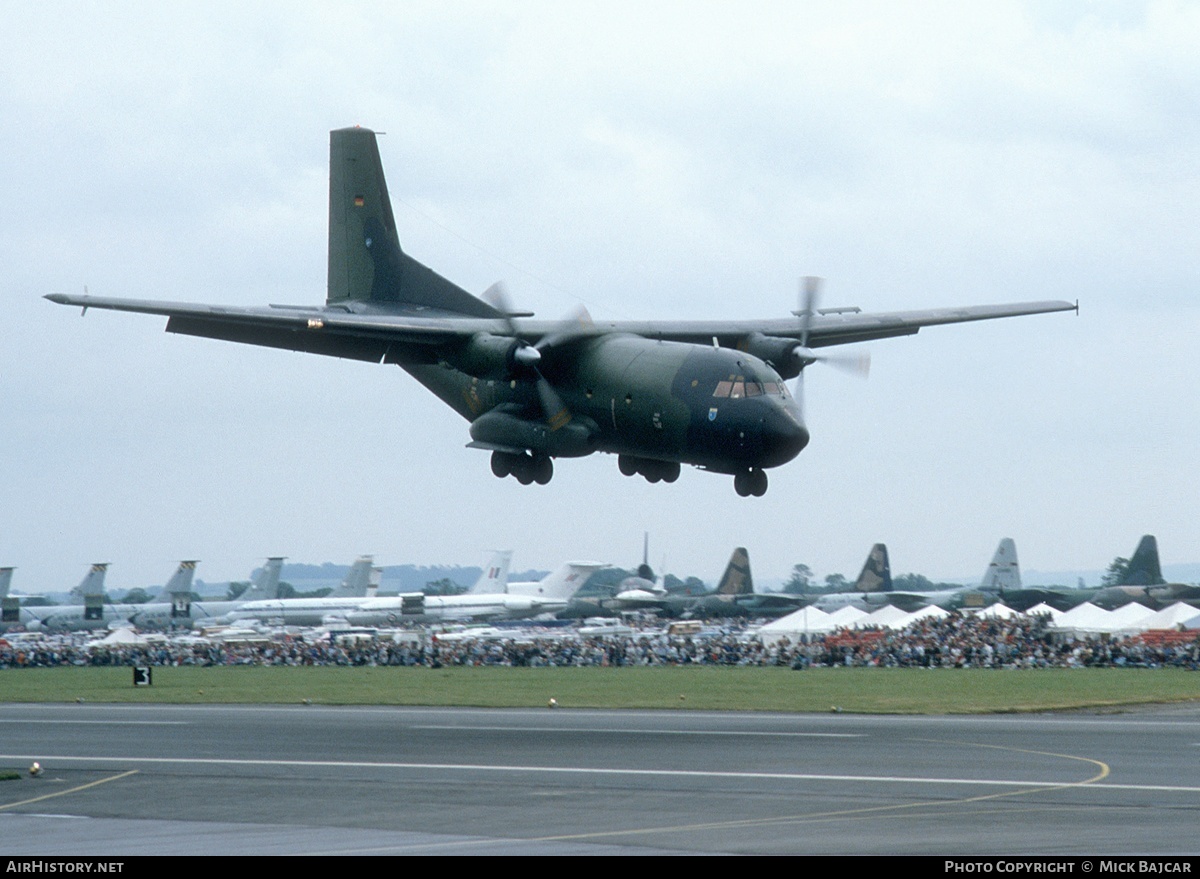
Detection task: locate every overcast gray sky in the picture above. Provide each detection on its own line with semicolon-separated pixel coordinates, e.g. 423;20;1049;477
2;1;1197;594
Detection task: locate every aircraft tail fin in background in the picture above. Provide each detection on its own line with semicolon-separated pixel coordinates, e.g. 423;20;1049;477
981;539;1020;593
854;544;891;593
332;556;375;598
636;532;655;582
714;548;753;596
1121;535;1165;586
163;560;198;597
470;551;512;594
244;557;285;601
70;563;109;599
327;127;501;318
528;562;607;599
0;567;13;599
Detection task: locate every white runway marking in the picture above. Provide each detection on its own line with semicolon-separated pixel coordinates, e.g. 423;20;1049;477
414;725;864;738
3;752;1197;794
0;720;187;726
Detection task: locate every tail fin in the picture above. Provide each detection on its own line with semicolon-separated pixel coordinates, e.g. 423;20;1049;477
163;561;198;597
533;562;607;599
331;556;375;597
714;548;753;596
636;532;655;582
70;563;109;599
1;569;16;624
327;127;501;317
72;563;109;622
854;544;891;593
1122;535;1165;586
469;551;512;594
369;566;383;597
244;557;285;601
980;539;1020;593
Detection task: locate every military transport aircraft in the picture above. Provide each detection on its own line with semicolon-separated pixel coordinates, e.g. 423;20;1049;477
808;538;1019;612
608;546;803;618
1086;535;1200;610
46;127;1076;496
228;554;379;627
125;557;284;629
347;550;594;624
19;564;137;632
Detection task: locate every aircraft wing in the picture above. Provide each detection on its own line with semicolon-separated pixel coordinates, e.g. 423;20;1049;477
44;293;502;364
880;592;937;613
620;300;1078;349
737;594;806;610
45;293;1076;361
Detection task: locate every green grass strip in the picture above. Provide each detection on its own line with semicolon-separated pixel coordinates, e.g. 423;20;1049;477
2;666;1199;713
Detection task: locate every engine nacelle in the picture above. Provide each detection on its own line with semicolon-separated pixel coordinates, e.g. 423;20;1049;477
502;596;538;614
442;332;525;380
738;333;804;379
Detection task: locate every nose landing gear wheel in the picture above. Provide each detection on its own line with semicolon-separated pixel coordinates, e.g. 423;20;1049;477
734;469;768;497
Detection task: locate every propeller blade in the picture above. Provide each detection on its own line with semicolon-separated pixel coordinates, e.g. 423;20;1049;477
536;376;572;431
536;304;594;353
483;282;586;430
793;368;806;428
798;275;821;348
482;280;517;330
793;347;871;379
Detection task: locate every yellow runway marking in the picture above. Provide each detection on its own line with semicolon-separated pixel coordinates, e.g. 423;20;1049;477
522;737;1111;845
0;770;139;812
317;739;1118;854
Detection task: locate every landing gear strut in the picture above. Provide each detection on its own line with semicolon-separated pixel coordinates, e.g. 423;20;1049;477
491;451;553;485
617;455;681;484
734;468;768;497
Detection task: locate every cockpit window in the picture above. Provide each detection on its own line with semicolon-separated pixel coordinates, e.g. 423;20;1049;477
715;375;787;399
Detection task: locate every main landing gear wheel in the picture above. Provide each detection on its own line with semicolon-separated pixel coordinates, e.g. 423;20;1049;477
617;455;681;484
491;451;515;478
734;468;768;497
491;451;554;485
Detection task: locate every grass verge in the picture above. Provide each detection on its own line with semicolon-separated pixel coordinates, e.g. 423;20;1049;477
2;666;1199;713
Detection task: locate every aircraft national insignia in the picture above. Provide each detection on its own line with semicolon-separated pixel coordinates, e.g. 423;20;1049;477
709;407;718;421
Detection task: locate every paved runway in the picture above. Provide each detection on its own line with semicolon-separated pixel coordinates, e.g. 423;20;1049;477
2;702;1199;855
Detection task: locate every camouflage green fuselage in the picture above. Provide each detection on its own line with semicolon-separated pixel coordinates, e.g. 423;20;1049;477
406;333;808;472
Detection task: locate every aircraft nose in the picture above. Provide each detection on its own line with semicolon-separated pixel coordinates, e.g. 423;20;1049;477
760;407;809;467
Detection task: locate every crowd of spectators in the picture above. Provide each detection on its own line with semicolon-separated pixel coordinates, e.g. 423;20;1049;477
3;610;1198;670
